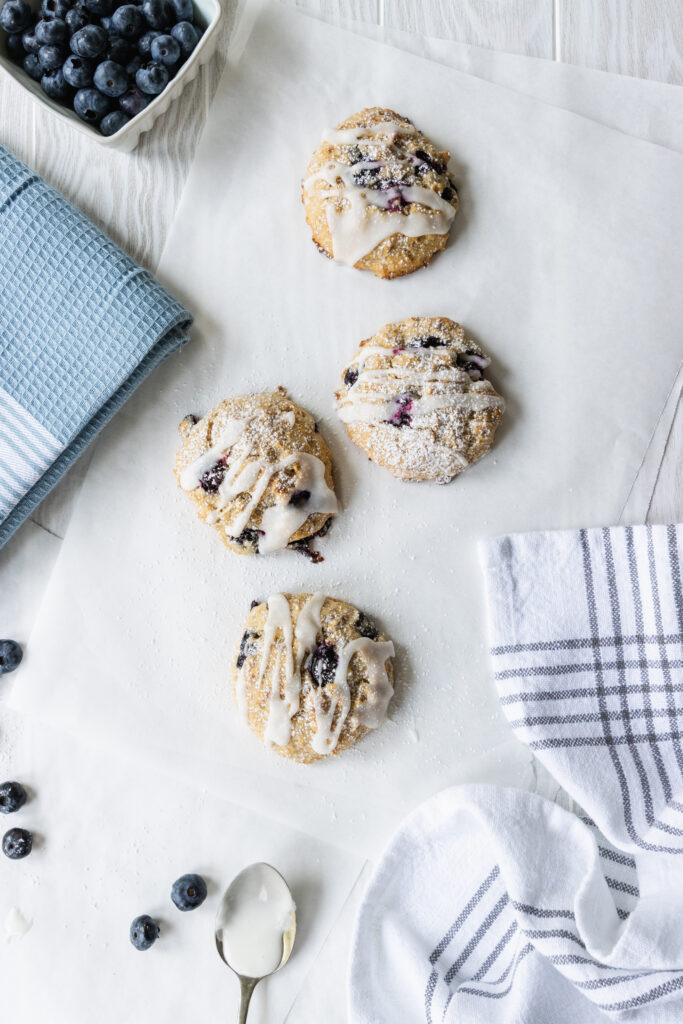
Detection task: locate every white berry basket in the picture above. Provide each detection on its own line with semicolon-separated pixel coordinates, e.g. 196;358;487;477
0;0;222;151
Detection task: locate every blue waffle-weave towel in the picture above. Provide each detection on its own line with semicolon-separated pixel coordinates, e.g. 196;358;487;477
0;144;193;549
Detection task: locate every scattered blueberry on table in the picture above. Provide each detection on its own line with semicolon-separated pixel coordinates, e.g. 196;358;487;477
0;0;203;135
0;781;27;814
130;914;160;950
0;639;23;674
171;873;207;911
2;826;33;859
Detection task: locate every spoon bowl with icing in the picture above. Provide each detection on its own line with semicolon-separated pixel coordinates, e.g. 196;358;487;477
215;862;297;1023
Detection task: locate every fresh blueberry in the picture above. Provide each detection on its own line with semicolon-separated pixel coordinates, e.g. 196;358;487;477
168;0;192;22
2;827;33;860
355;612;379;640
141;0;172;29
83;0;112;15
5;31;25;60
0;782;27;815
171;873;207;912
384;394;413;428
106;36;135;63
21;25;40;53
41;67;72;97
169;19;198;58
343;367;358;388
0;0;32;33
118;85;149;115
135;57;167;93
0;640;23;675
93;58;127;96
130;914;159;950
125;52;141;75
289;489;310;507
73;85;110;121
99;109;129;134
23;52;43;78
136;27;159;56
35;16;68;45
65;4;91;32
111;3;144;37
38;42;66;69
41;0;73;18
199;458;226;493
70;23;106;57
150;31;178;66
309;643;338;688
62;53;93;86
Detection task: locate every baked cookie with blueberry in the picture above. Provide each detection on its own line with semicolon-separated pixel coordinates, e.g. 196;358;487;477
302;107;458;279
335;317;505;483
175;389;338;557
232;593;394;764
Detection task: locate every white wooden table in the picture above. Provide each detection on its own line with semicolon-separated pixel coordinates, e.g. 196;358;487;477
0;0;680;540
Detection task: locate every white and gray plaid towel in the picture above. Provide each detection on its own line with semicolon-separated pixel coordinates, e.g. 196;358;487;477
350;525;683;1023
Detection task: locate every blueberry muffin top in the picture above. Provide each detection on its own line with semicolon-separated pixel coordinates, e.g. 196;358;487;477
175;389;338;557
232;593;395;764
302;107;459;279
335;317;505;482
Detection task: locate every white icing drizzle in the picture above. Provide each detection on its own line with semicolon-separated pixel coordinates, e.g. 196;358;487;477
337;355;504;428
180;420;337;551
304;119;456;266
236;594;394;754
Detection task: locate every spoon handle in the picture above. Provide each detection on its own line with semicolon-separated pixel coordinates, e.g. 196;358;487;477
237;977;258;1024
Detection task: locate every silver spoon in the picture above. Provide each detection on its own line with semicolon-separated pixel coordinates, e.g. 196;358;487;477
215;862;297;1024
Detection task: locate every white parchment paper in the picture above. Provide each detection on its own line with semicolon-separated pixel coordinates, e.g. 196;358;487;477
12;3;683;857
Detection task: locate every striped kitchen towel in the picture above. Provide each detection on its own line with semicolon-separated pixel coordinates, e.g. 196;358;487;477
0;144;193;548
350;524;683;1022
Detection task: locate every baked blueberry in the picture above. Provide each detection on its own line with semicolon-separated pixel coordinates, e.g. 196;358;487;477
414;148;446;174
38;43;66;70
73;86;110;122
62;54;93;87
168;0;192;22
0;640;23;675
119;85;149;116
65;4;91;33
111;3;144;37
35;16;68;45
199;459;226;493
70;24;107;58
83;0;112;16
343;368;358;388
170;19;198;57
289;489;310;507
41;67;72;98
141;0;172;29
171;873;207;912
130;914;159;950
23;52;43;78
40;0;73;18
309;642;338;688
2;827;33;860
21;26;41;53
5;31;24;60
355;612;379;640
231;527;261;552
93;59;128;96
99;109;130;135
0;0;32;34
136;27;159;56
236;630;258;669
414;334;446;348
384;394;412;428
135;58;168;94
0;781;27;815
150;32;178;66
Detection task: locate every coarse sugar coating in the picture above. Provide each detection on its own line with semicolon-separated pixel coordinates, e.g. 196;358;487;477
302;107;459;279
232;593;395;764
335;317;505;482
174;389;338;557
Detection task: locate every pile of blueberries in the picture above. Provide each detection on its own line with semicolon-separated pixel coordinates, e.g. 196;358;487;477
0;0;202;136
